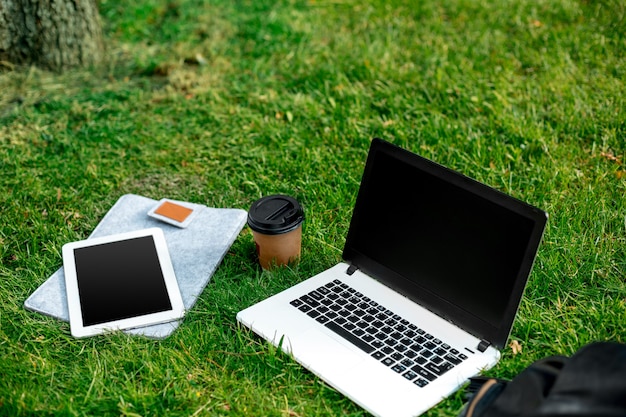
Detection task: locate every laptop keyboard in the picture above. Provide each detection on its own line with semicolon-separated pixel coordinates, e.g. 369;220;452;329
289;279;468;388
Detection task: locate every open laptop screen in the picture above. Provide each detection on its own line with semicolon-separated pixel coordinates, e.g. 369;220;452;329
343;139;547;349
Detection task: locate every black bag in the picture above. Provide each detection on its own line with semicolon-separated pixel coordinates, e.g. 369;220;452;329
458;342;626;417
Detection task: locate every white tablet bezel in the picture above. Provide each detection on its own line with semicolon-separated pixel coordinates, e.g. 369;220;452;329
62;227;185;338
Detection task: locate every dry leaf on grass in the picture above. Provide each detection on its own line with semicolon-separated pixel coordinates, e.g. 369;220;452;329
509;340;522;355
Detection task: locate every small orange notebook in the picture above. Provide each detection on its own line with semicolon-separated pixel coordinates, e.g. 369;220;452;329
148;199;199;228
155;201;194;222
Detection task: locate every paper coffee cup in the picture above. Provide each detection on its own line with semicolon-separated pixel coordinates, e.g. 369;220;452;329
247;195;304;270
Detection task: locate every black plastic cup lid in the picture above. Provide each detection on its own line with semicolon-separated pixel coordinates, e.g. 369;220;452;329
247;194;304;235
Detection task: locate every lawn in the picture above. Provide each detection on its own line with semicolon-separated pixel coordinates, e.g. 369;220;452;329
0;0;624;415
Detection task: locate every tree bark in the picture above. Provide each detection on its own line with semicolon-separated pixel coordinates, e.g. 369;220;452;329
0;0;104;72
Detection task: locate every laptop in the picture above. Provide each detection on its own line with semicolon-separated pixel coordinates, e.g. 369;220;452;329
237;138;547;417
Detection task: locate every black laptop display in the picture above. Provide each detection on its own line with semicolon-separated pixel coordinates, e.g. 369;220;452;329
343;139;547;349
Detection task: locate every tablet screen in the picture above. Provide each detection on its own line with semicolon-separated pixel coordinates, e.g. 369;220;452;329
73;236;172;326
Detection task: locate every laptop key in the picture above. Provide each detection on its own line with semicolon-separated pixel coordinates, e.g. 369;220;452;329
365;326;378;335
371;340;383;349
338;308;352;317
381;346;394;355
410;344;422;352
372;351;385;360
405;350;418;359
375;332;387;340
336;304;356;311
411;365;437;381
356;321;368;329
382;357;395;366
306;309;320;318
375;313;388;321
298;304;312;313
318;286;331;294
325;321;375;353
301;295;319;307
394;344;408;353
425;361;453;376
395;324;407;333
391;364;407;374
414;378;429;388
403;370;418;381
390;332;403;340
434;347;447;356
309;290;324;300
424;342;436;350
363;314;376;322
347;315;359;323
400;338;413;346
444;354;461;365
401;358;414;367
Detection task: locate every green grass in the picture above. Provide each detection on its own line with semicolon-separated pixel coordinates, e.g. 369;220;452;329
1;0;625;415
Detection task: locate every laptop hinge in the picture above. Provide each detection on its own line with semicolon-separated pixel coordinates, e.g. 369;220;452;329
477;340;491;352
346;264;358;276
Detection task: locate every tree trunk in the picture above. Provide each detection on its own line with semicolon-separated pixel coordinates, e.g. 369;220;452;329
0;0;104;72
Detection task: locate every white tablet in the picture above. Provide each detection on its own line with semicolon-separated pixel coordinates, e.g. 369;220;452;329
62;228;185;338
